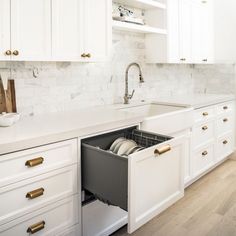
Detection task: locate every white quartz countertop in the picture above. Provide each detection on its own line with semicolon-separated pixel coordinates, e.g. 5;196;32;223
155;93;235;109
0;93;234;155
0;107;143;155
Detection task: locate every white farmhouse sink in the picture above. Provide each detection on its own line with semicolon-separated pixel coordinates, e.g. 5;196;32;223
118;102;194;136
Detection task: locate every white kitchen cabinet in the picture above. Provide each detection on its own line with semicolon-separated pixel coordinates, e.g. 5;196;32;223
0;0;11;61
192;0;214;64
52;0;83;61
11;0;51;61
82;127;185;234
52;0;111;62
179;0;192;63
83;0;111;62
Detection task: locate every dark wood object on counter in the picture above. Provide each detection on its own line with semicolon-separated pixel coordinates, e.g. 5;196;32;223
0;77;17;113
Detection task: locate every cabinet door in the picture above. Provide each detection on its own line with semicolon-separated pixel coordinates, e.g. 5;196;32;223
83;0;111;62
0;0;11;61
52;0;83;61
128;136;185;233
179;0;192;63
11;0;51;61
192;0;214;63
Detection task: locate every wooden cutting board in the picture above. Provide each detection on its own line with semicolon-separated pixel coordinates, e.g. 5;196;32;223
0;77;7;113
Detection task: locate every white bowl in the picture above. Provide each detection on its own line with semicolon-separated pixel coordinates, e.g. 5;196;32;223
0;113;21;127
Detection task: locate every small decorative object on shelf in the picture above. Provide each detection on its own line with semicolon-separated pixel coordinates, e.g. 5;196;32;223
113;4;145;25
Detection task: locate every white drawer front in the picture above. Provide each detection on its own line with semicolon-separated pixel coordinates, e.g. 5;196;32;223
0;196;78;236
194;106;215;123
128;136;185;233
193;144;214;176
0;139;77;187
0;165;77;225
193;121;214;148
216;115;234;136
216;133;234;161
216;101;234;115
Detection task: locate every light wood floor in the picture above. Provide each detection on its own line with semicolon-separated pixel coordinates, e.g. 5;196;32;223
113;158;236;236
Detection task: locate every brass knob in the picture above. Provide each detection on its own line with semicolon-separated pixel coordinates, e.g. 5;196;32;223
81;53;87;58
5;50;12;56
202;126;208;131
223;106;228;110
12;50;19;56
202;151;208;156
180;58;186;61
223;140;228;145
25;157;44;167
202;112;209;116
202;59;208;62
27;221;45;234
223;118;228;123
86;53;91;58
26;188;44;199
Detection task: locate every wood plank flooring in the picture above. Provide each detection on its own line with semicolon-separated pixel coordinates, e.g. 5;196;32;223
112;158;236;236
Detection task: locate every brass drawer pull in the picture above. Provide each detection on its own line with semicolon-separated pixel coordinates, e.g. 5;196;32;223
202;59;208;62
223;106;228;110
26;188;44;199
86;53;91;58
25;157;44;167
154;145;171;155
81;53;87;58
27;221;45;234
223;118;228;123
202;112;209;116
202;126;208;131
202;151;208;156
223;140;228;145
5;50;12;56
180;58;186;61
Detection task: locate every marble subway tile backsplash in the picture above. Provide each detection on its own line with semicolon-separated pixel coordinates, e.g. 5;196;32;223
0;32;235;116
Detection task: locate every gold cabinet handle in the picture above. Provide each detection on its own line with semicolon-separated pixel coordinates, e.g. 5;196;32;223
154;145;171;155
12;50;19;56
202;151;208;156
223;106;228;110
223;140;228;145
25;157;44;167
202;126;208;131
5;50;12;56
27;221;45;234
26;188;44;199
202;59;208;62
81;53;87;58
180;58;186;61
86;53;91;58
223;118;228;122
202;112;209;116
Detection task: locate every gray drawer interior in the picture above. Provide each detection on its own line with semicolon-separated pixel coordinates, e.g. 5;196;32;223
82;127;172;211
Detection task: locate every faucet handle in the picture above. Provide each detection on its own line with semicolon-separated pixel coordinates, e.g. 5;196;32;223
129;89;135;99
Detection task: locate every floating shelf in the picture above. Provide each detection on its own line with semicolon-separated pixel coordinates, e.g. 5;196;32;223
112;20;167;34
113;0;166;10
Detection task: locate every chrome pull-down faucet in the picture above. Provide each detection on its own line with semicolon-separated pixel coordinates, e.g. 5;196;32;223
124;63;144;104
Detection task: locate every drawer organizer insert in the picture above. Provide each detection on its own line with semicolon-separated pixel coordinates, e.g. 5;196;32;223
82;127;172;211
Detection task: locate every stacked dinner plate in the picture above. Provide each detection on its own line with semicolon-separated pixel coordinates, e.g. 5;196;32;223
109;137;144;157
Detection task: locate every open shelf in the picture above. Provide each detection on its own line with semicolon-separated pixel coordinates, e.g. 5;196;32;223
113;0;166;10
112;20;167;34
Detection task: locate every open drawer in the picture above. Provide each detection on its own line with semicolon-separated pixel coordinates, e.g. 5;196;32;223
82;127;185;234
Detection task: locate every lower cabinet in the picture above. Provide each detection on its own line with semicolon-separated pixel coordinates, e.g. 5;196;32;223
189;100;235;184
0;195;79;236
81;127;186;234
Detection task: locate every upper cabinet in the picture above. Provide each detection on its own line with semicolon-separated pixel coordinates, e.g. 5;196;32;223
52;0;111;62
146;0;214;64
0;0;11;61
11;0;51;61
192;0;214;64
0;0;111;62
